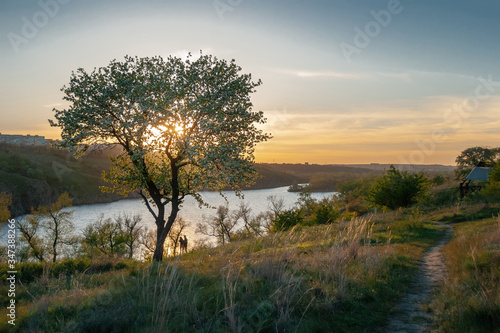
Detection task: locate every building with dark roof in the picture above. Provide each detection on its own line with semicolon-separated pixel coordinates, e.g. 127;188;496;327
0;133;48;146
460;164;492;198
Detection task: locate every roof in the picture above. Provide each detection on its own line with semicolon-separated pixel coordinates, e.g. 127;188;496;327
465;166;492;181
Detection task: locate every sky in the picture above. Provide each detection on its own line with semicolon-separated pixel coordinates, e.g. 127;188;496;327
1;0;500;165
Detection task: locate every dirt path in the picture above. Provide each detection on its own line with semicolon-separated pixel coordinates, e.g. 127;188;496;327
387;222;453;333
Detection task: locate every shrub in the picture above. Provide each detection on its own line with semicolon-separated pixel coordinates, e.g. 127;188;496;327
369;165;428;210
338;176;375;203
480;161;500;202
269;209;303;231
311;198;338;225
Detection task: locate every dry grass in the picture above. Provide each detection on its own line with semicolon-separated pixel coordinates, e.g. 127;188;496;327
3;214;444;332
100;218;390;332
432;215;500;332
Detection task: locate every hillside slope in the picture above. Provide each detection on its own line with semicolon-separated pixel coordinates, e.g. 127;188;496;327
0;145;300;217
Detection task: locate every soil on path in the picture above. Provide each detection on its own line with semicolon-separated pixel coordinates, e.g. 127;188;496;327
387;222;453;333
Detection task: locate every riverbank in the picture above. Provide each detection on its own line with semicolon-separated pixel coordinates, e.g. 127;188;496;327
0;186;338;246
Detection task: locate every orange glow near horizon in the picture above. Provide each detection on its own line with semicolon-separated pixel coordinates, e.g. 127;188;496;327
0;127;468;166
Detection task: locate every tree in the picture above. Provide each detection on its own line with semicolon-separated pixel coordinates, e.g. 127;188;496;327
234;202;261;236
455;146;500;179
197;204;236;245
50;53;270;261
18;192;76;262
369;165;428;210
481;160;500;201
138;227;157;260
0;192;12;222
116;214;143;259
37;192;76;262
82;216;126;257
488;160;500;183
18;215;46;262
267;195;285;218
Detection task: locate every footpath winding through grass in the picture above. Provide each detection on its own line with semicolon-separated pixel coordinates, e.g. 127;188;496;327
387;222;452;332
431;212;500;332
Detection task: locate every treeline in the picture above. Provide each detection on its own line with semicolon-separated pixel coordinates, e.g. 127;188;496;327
262;163;378;192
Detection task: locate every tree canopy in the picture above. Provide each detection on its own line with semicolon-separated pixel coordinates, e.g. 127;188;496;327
455;146;500;179
50;53;270;261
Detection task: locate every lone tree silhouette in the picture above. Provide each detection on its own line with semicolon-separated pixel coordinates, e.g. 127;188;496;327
50;53;270;261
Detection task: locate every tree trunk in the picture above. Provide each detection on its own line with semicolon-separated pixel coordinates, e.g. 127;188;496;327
152;221;168;261
50;211;58;263
152;162;181;262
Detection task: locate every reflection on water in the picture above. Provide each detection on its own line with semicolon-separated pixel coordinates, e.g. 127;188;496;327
2;187;337;244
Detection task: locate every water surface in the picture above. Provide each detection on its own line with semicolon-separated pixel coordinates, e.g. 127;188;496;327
2;186;337;245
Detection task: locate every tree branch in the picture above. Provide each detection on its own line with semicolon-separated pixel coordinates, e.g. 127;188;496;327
138;190;157;220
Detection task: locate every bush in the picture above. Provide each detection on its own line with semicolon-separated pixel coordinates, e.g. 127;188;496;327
338;176;375;203
310;198;338;225
369;166;428;210
269;209;304;231
480;161;500;202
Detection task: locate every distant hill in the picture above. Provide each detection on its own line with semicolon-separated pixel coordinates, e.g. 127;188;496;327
0;144;302;217
337;163;456;173
0;143;455;217
252;164;299;189
0;144;127;217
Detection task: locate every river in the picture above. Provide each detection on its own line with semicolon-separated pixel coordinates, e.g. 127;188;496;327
1;186;338;245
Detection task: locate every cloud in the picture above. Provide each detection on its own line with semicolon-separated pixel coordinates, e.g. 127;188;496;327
276;69;368;79
275;68;480;83
168;48;215;60
43;103;62;108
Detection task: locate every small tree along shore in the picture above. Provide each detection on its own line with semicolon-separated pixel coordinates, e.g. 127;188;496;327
50;53;270;261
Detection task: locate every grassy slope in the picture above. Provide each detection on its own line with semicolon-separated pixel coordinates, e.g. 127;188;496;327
431;205;500;332
4;204;498;332
0;145;128;217
0;210;446;332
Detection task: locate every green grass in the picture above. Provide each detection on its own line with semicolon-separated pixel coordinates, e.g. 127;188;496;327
5;170;497;332
437;204;500;224
431;216;500;332
0;212;446;333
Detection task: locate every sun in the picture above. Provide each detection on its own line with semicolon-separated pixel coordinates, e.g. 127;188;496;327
145;123;189;147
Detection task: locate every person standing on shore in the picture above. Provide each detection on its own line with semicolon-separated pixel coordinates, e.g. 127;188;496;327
179;236;186;254
183;235;188;253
